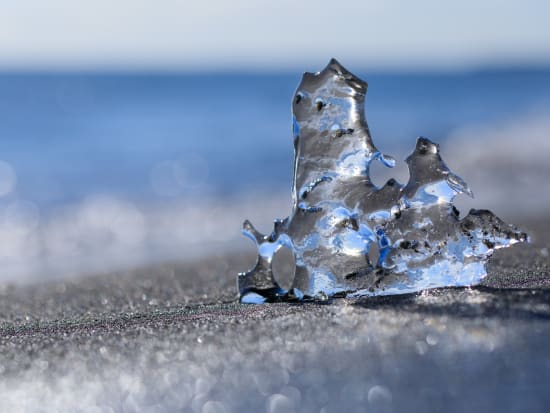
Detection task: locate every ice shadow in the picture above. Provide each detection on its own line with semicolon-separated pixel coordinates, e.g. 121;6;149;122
352;286;550;321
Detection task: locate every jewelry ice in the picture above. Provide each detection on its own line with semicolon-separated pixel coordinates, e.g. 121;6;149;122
239;59;527;303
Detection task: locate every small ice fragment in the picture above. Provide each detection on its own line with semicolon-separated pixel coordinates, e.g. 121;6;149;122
240;292;267;304
238;59;528;303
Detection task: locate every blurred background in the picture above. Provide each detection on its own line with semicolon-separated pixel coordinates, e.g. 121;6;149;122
0;0;549;282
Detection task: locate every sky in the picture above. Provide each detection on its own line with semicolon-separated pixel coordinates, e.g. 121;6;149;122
0;0;549;71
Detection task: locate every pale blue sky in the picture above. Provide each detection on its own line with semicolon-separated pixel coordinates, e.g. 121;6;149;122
0;0;549;70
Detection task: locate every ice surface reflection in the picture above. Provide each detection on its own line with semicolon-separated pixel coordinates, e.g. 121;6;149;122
239;59;527;302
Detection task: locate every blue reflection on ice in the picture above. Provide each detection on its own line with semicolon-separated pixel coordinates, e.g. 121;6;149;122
239;59;528;302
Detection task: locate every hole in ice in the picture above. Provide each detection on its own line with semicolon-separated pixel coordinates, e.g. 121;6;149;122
368;241;380;268
272;246;295;291
369;156;408;189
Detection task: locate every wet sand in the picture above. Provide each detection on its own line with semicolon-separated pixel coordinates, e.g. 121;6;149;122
0;219;549;412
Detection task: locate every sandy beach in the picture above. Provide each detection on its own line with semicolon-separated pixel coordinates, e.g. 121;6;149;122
0;217;547;412
0;2;548;411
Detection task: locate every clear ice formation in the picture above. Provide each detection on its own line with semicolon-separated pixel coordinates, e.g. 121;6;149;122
239;59;528;303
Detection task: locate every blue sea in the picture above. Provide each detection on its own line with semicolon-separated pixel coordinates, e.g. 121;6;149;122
0;68;549;280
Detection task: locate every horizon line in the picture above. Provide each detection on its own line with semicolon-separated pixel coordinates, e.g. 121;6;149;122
0;61;549;76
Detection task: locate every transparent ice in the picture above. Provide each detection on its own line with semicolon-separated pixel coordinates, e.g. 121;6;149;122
239;59;528;303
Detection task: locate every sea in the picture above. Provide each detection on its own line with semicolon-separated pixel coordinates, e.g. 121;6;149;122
0;68;549;281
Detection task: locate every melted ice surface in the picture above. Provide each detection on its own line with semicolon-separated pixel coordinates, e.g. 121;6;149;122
239;59;527;302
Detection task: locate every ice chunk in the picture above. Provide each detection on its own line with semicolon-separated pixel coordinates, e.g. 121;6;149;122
238;59;528;302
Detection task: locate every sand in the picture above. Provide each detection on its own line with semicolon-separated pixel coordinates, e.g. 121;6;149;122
0;219;548;412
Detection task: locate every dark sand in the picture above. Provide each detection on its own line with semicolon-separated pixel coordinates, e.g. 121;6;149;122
0;220;549;412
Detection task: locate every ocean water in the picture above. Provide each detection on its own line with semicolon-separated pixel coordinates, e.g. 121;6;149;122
0;68;549;281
